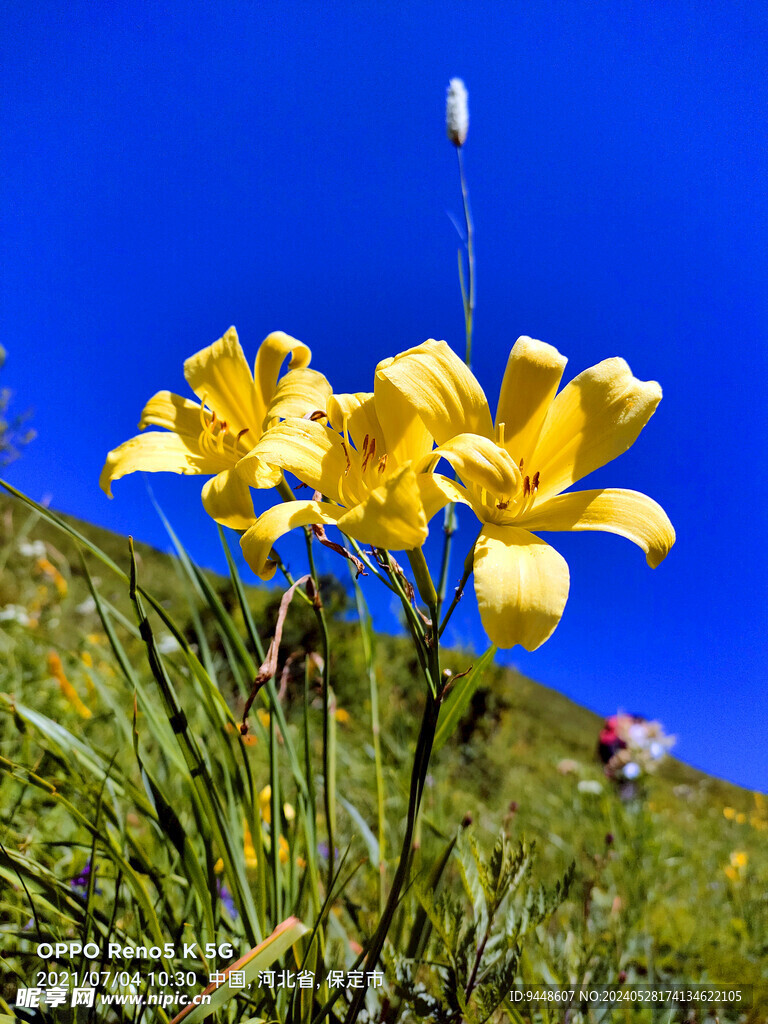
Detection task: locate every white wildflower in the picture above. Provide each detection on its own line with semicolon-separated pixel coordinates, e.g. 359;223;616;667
75;596;97;616
157;633;181;655
0;604;33;626
18;539;47;558
446;78;469;147
577;779;603;795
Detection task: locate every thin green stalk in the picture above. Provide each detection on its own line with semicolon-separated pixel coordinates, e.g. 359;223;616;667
304;530;336;898
439;535;479;638
345;546;386;912
457;145;475;369
436;502;457;612
343;687;441;1024
343;551;443;1024
278;474;337;897
437;145;476;612
269;709;282;922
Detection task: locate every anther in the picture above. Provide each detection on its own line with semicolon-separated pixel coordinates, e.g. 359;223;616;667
519;457;524;471
523;475;530;498
362;436;376;472
362;434;369;456
377;454;388;474
532;471;540;493
496;499;509;510
236;427;250;442
340;439;351;475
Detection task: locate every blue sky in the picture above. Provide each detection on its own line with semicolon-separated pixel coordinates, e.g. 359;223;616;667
2;1;766;789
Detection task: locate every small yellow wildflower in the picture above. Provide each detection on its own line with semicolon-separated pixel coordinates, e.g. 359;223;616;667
213;857;224;873
36;557;67;596
334;708;350;725
724;850;748;882
256;708;271;730
47;652;91;719
736;812;747;824
723;807;737;821
259;785;272;824
283;802;296;823
243;824;258;869
81;650;93;668
86;633;102;645
278;835;289;865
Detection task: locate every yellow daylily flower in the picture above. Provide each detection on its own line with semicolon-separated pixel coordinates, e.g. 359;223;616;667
100;327;331;529
238;375;464;579
380;337;675;651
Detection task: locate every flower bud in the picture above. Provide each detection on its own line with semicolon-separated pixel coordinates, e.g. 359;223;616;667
446;78;469;147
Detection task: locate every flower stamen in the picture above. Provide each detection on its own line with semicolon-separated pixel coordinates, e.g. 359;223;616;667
361;436;377;472
340;439;351;476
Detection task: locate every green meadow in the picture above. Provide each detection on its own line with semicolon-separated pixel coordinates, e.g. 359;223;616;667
1;488;765;1023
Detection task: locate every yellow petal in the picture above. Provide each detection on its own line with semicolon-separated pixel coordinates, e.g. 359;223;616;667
520;488;675;568
417;473;470;521
420;433;521;499
139;390;203;437
238;419;360;505
473;525;570;651
336;464;428;550
495;337;567;468
531;358;662;501
265;368;332;423
240;500;346;579
327;393;383;454
201;469;257;530
373;368;434;466
378;339;493;444
184;326;263;434
100;433;227;497
253;331;311;421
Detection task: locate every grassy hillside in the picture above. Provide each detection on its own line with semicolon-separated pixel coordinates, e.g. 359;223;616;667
1;487;766;1022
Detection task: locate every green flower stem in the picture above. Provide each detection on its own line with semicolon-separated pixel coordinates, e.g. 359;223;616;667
439;535;479;638
269;707;282;920
457;145;475;370
345;545;387;913
344;552;444;1024
437;145;475;615
343;686;441;1024
277;474;336;897
436;502;458;613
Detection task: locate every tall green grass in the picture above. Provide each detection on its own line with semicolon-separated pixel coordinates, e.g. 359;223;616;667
1;486;766;1023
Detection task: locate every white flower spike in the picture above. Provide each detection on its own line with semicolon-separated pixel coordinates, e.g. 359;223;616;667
446;78;469;147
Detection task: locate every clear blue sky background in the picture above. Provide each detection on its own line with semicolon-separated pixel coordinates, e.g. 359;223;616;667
2;2;766;789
